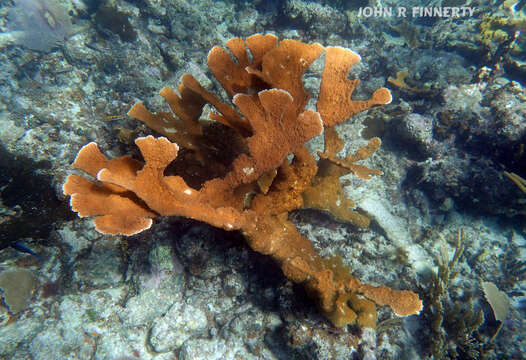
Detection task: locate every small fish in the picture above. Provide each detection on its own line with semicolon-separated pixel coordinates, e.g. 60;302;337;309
102;114;125;121
11;242;42;260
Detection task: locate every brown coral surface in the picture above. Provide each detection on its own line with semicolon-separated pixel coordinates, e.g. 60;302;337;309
63;34;421;328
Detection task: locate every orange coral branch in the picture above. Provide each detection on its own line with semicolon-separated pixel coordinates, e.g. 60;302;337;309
317;46;392;127
64;35;422;329
63;142;156;235
356;283;424;317
225;89;322;187
208;34;278;96
319;136;383;180
128;85;204;150
302;172;371;227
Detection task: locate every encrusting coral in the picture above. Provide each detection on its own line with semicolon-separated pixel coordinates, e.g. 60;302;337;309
63;34;422;328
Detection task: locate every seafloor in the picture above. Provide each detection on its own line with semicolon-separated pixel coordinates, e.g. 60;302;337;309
0;0;525;359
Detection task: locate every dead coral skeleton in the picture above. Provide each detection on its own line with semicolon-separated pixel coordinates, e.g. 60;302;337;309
63;34;422;328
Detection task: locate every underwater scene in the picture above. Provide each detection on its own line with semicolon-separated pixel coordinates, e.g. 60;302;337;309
0;0;525;359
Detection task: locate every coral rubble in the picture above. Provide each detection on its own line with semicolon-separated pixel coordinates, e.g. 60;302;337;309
63;34;421;328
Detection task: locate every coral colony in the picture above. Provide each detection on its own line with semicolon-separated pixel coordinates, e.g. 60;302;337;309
6;0;74;51
63;34;422;328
